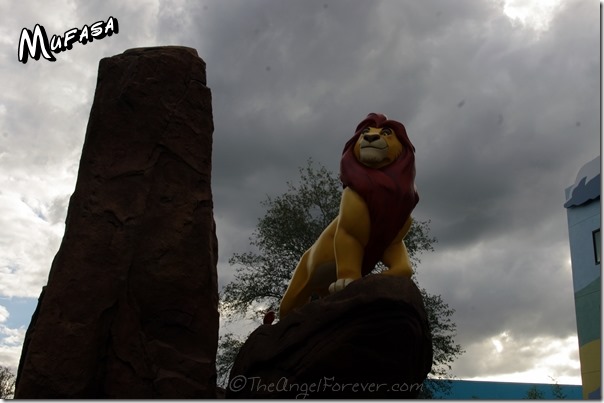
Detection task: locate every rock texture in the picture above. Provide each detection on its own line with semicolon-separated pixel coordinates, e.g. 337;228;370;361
15;47;218;398
226;274;433;399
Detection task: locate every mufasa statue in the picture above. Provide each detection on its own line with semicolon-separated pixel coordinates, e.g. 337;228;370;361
279;113;419;318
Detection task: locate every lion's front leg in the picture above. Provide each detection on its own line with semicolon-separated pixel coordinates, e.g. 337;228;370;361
330;228;364;292
330;188;370;293
381;217;413;278
381;240;413;278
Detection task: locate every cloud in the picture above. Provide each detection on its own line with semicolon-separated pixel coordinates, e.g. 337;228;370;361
0;305;8;323
0;304;26;371
460;333;581;385
0;192;65;298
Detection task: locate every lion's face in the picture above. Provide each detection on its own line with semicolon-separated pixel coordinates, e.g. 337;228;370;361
353;126;404;169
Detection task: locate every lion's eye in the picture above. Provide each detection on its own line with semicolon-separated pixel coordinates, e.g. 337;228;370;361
381;128;392;136
361;128;370;135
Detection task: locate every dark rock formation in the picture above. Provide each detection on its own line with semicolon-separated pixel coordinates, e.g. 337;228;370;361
15;46;218;398
226;274;433;399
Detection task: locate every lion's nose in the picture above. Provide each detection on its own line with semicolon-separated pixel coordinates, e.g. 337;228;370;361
364;134;380;142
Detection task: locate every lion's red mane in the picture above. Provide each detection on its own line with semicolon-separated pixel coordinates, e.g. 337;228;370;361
340;113;419;275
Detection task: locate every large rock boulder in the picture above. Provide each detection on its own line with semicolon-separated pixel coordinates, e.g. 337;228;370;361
226;274;433;399
15;46;218;398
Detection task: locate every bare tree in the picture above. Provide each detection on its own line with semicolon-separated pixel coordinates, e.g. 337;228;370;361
0;365;16;399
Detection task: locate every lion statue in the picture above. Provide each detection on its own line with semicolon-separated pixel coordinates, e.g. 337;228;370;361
279;113;419;318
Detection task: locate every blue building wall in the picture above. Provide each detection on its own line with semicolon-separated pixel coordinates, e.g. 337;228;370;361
428;380;582;399
564;156;601;399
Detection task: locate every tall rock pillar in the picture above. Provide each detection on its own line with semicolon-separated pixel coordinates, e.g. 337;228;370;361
15;46;218;398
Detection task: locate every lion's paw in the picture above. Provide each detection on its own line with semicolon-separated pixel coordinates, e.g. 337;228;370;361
329;278;355;294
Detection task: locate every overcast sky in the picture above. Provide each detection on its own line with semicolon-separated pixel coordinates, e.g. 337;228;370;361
0;0;599;386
